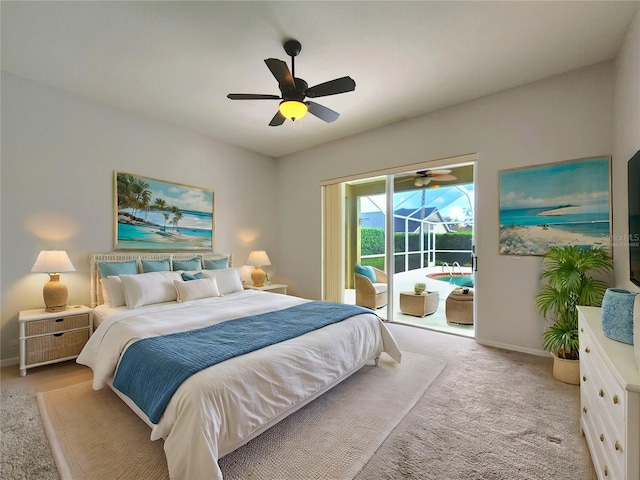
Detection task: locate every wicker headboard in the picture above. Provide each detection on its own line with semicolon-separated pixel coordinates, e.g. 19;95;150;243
90;252;233;308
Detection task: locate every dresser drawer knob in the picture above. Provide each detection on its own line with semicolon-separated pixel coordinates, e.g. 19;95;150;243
599;389;604;398
585;346;590;353
612;394;619;405
615;441;621;451
581;328;584;332
600;433;605;442
582;375;587;382
604;466;609;476
583;406;588;414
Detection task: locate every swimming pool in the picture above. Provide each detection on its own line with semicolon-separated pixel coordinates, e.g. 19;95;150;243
426;272;474;288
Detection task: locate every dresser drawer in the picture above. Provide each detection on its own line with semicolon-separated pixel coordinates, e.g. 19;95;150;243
24;313;90;336
582;335;627;425
582;360;627;470
25;329;89;365
583;392;625;479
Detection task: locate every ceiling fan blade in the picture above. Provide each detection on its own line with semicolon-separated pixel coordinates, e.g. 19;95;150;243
434;174;457;181
264;58;294;89
306;76;356;98
269;110;286;127
307;101;340;123
428;169;452;175
227;94;281;100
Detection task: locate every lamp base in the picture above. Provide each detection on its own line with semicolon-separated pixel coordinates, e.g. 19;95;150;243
43;274;68;313
251;266;266;287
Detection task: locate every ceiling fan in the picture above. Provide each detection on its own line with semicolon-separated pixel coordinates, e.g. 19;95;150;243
227;39;356;126
407;169;457;187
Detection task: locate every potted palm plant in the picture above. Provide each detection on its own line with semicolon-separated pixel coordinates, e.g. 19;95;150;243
534;245;613;384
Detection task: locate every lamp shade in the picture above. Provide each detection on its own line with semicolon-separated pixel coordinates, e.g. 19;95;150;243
246;250;271;267
279;101;308;121
31;250;76;273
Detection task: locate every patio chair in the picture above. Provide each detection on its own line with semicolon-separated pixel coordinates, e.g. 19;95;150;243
355;264;388;309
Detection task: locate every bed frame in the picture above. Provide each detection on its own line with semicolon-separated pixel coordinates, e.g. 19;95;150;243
90;252;233;308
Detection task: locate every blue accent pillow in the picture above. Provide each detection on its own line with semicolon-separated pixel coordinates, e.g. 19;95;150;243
141;258;171;273
181;272;204;281
355;263;377;283
172;257;202;271
203;258;229;270
98;260;138;277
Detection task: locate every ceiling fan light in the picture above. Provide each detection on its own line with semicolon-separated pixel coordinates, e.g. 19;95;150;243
279;101;308;121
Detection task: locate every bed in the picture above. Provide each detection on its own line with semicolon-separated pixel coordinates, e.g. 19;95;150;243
78;252;401;479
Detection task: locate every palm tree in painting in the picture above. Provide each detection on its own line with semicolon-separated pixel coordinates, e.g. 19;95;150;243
129;178;152;220
151;198;169;232
116;173;135;209
170;206;183;234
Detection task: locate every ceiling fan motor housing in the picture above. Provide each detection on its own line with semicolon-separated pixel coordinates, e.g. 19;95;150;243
281;78;308;101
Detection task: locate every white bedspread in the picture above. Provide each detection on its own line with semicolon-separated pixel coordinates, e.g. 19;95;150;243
78;290;401;479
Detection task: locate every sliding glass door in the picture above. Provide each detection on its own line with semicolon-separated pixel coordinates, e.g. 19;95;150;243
322;154;476;337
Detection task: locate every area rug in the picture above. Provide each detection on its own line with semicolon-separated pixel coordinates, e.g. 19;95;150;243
37;352;445;480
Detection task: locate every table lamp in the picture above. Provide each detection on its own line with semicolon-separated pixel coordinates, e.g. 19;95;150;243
31;250;76;312
246;250;271;287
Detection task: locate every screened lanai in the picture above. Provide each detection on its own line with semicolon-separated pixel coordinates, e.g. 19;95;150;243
344;163;475;337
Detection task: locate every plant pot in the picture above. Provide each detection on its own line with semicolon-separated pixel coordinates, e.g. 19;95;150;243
550;351;580;385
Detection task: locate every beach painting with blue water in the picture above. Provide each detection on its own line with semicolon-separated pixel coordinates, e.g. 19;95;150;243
115;172;213;251
499;156;611;256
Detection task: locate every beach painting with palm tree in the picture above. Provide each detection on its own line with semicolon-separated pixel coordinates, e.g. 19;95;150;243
115;171;213;250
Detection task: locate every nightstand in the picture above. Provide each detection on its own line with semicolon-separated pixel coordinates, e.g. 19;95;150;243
18;305;92;376
244;283;288;295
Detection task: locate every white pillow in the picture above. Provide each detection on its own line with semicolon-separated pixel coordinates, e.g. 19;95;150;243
120;271;182;309
100;276;126;307
203;268;244;295
173;277;220;302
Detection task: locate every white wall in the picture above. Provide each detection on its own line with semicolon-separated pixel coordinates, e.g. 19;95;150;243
276;61;615;355
613;8;640;292
3;15;638;362
0;73;278;362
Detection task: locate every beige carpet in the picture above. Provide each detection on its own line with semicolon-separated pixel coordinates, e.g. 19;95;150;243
37;352;445;480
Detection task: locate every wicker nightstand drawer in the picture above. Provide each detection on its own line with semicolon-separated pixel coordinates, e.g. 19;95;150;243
24;313;90;336
18;305;93;376
25;329;89;365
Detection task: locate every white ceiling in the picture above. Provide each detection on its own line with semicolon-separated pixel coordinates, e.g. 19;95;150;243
2;1;638;158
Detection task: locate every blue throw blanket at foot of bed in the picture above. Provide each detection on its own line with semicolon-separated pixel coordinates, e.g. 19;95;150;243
112;301;371;423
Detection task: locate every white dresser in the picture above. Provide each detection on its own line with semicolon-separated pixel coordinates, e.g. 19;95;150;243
578;306;640;480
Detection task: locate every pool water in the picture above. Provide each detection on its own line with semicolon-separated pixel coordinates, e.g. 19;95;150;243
427;273;474;288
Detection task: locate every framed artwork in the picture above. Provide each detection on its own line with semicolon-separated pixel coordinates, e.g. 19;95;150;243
499;155;611;256
114;171;214;251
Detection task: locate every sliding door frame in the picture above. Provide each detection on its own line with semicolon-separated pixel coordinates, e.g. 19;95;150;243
321;153;477;311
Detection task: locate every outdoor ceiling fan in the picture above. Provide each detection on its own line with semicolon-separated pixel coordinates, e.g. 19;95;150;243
406;169;457;187
226;39;356;126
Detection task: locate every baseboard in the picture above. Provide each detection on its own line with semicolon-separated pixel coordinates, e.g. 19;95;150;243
1;357;19;368
476;338;547;357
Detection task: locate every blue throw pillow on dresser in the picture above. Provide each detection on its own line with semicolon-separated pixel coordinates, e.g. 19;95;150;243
601;288;638;344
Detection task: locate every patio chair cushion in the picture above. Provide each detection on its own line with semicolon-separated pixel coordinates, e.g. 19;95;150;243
355;263;377;283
